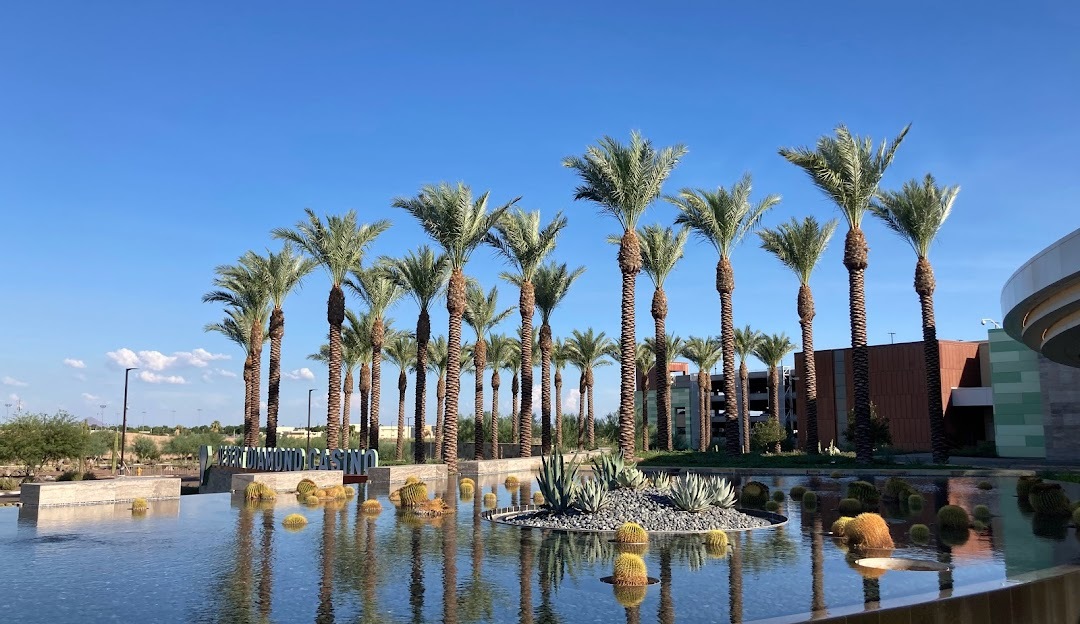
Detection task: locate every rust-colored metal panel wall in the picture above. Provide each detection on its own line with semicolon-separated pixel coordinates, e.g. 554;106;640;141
795;349;836;448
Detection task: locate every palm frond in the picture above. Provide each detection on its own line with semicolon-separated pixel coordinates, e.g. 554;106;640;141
271;208;390;284
533;261;586;324
380;245;450;311
870;173;959;257
564;328;617;374
488;208;567;282
637;224;688;287
734;325;765;366
464;282;515;338
668;173;780;257
758;216;839;284
679;335;722;370
753;333;796;368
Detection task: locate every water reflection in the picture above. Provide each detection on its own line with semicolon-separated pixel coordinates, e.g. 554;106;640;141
442;499;458;624
258;506;274;621
410;524;424;624
519;527;534;624
316;503;335;624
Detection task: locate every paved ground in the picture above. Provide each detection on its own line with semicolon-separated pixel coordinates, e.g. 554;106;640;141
893;453;1080;472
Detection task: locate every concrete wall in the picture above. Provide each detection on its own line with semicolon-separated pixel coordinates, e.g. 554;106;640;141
1037;354;1080;461
230;470;342;493
21;476;181;507
989;329;1046;458
365;463;447;486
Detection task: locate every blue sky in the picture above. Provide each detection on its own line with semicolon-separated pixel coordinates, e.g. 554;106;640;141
1;2;1077;428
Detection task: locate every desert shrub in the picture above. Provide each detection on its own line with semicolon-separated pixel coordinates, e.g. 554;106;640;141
977;480;993;490
361;499;383;514
844;513;894;550
973;505;991;521
82;472;97;480
0;412;90;479
614;522;648;544
616;468;648;490
907;494;924;510
0;477;18;490
706;476;736;509
574;478;609;514
1016;476;1042;500
128;436;161;465
830;517;853;536
766;500;780;512
282;513;308;528
846;480;880;506
843;402;892;450
1028;483;1071;516
838;498;862;516
57;471;83;482
612;553;648;586
750;419;786;453
789;486;806;500
704;529;729;550
537;449;579;513
296;478;318;496
802;491;817;508
651;472;671;491
244;482;262;500
937;505;970;530
909;524;931;544
772;490;786;503
667;473;711;513
740;481;770;508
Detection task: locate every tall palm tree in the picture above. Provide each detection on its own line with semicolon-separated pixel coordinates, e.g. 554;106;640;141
670;175;781;455
308;312;386;449
394;183;516;472
428;336;449;462
759;217;838;453
753;333;796;453
551;338;570;450
564;132;686;460
871;174;959;464
261;245;317;447
635;343;656;452
532;261;584;454
204;307;266;446
506;346;522;447
203;252;271;446
347;268;404;451
733;326;764;453
680;336;722;452
637;224;688;451
464;282;515;459
566;328;617;449
272;209;390;450
779;124;910;463
385;246;450;464
487;333;517;459
644;334;685;448
384;332;417;461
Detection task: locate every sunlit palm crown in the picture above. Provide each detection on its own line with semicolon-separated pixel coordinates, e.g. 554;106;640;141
635;343;656;375
734;325;765;363
204;307;266;352
870;174;960;258
489;208;567;282
459;342;476;374
263;244;318;307
565;329;617;371
637;224;688;287
347;266;404;317
464;281;515;336
203;250;272;319
381;245;450;309
550;338;569;371
754;333;797;368
680;336;722;370
668;174;781;257
532;261;586;324
392;182;518;268
427;336;449;375
310;312;392;369
383;333;418;370
758;216;839;283
778;124;910;227
644;334;685;368
271;208;390;285
563;131;687;231
486;333;517;371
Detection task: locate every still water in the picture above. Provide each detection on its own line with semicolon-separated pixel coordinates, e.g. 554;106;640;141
1;475;1077;623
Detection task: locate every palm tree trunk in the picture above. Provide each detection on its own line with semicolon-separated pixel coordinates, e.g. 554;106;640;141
473;339;487;460
491;369;501;460
444;268;466;472
243;353;253;446
640;374;650;453
414;309;430;465
435;373;445;462
317;504;336;623
658;543;674;624
717;257;739;455
327;285;345;451
653;288;671;451
511;371;520;449
368;317;385;452
739;362;750;453
410;526;424;624
441;506;458;624
917;258;949;464
518;529;534;624
729;533;743;624
247;322;264;448
587;370;596;449
540;323;553;455
844;228;872;463
769;365;781;454
342;369;354;449
797;283;820;453
258;508;274;619
812;516;825;614
396;369;407;460
554;369;563;450
359;362;371;449
577;373;586;450
698;370;709;451
617;230;642;461
519;281;536;458
266;307;284;448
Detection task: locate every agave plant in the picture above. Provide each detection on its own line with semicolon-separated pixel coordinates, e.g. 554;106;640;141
591;451;629;489
651;472;672;491
616;468;648;490
574;477;610;514
536;449;579;513
668;473;712;513
707;476;737;509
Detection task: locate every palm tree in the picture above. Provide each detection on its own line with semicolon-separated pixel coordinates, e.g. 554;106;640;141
637;224;688;451
733;326;764;453
564;132;686;460
428;336;449;461
670;175;781;455
871;174;959;464
635;343;656;452
272;209;390;450
779;124;910;463
347;267;404;451
261;245;317;447
490;209;567;458
566;328;617;449
551;338;570;450
384;332;417;461
203;252;271;446
680;336;722;452
532;261;584;453
204;307;266;446
394;183;516;472
464;282;515;459
759;217;838;453
487;333;517;459
385;246;450;464
644;334;685;448
309;312;386;449
506;346;522;447
753;333;796;453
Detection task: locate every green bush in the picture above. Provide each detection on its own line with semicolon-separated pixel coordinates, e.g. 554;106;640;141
937;505;970;530
128;436;161;465
908;493;924;510
838;498;862;516
771;490;785;503
973;505;991;521
740;481;770;508
843;402;892;450
909;524;931;544
750;420;786;453
765;500;780;512
1016;476;1042;500
57;470;83;482
1028;483;1071;516
802;491;817;507
883;477;915;501
0;477;19;490
0;412;90;479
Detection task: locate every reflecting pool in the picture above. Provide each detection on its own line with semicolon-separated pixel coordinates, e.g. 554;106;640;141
1;474;1077;623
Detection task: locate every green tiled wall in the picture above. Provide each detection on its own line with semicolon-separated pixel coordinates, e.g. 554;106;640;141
988;329;1046;458
635;386;693;448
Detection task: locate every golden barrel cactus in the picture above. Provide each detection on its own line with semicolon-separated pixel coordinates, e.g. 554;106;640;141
843;513;895;550
612;553;648;586
614;522;648;544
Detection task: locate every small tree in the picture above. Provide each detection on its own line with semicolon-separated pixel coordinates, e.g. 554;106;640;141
844;402;892;450
750;419;787;454
129;436;162;465
0;412;89;480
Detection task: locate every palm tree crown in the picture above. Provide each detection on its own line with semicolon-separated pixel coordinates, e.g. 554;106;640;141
637;224;688;288
383;246;450;310
680;336;722;371
490;209;567;282
644;334;685;373
733;326;764;365
464;282;515;340
271;209;390;286
668;174;781;257
532;262;585;326
758;217;839;284
870;174;959;258
754;333;795;369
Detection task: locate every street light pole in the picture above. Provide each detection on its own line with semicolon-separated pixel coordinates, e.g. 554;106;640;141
119;367;137;475
306;388;315;457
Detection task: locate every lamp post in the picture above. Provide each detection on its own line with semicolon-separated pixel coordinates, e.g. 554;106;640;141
980;318;1001;329
306;389;315;457
119;367;137;475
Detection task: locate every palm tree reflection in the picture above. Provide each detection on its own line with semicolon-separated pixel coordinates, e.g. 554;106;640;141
316;503;336;624
257;506;274;621
410;524;424;624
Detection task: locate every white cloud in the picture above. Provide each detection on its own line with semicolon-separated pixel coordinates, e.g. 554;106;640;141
74;373;87;381
566;389;581;412
81;393;102;403
283;368;315;381
138;371;187;385
216;368;237;378
2;376;27;387
7;393;19;403
106;348;141;368
200;368;238;383
63;358;86;369
175;348;230;368
107;347;230;371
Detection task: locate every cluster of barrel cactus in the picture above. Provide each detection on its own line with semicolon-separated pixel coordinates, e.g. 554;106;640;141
245;482;277;501
843;513;894;550
739;481;770;508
